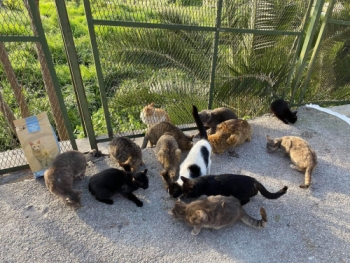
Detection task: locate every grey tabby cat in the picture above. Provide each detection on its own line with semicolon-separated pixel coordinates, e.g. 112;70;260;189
266;135;317;188
109;136;144;172
44;150;87;208
170;195;267;235
141;121;193;150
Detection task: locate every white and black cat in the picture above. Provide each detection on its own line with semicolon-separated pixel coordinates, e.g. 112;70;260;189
270;99;297;124
168;105;212;198
88;168;149;207
180;173;288;205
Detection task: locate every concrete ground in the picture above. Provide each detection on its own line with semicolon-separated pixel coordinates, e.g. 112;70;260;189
1;105;350;263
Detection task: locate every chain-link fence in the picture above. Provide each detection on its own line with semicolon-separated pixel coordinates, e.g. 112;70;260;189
0;0;76;173
1;0;349;173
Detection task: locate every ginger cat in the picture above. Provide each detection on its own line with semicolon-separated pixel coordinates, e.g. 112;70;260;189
170;195;267;235
29;140;53;168
208;119;252;156
266;135;317;188
140;102;171;128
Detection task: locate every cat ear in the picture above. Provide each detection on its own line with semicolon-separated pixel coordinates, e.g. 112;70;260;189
37;140;40;143
150;102;154;107
266;135;271;141
159;170;166;177
142;169;148;175
221;201;226;208
29;141;33;146
180;176;188;182
293;111;298;116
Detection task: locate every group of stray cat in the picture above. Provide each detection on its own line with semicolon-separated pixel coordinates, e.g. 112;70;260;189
43;99;317;235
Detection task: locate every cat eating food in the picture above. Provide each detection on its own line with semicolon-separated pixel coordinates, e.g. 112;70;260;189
266;135;317;188
270;99;297;124
156;132;182;183
109;136;144;172
141;121;193;150
88;168;149;207
197;106;238;136
208;119;252;156
170;195;267;235
180;173;288;205
44;150;87;208
140;102;171;128
168;105;212;198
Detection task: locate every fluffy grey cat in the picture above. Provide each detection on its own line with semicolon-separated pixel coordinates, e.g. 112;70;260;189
44;150;87;208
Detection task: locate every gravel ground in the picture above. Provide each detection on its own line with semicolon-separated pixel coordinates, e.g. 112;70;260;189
1;106;350;263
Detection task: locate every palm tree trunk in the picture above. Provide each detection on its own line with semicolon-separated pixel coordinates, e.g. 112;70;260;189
23;0;69;140
0;87;16;133
0;42;30;118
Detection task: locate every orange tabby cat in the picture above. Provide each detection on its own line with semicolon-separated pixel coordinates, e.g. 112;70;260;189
208;119;252;156
29;140;53;168
140;102;171;127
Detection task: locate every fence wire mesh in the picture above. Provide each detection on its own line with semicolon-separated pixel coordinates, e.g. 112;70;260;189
0;1;74;173
1;0;350;173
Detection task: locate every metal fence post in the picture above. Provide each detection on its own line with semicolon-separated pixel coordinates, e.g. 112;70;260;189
54;0;98;150
207;0;223;110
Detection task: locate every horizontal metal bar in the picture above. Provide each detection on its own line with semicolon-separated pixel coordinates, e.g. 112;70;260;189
0;36;39;42
328;19;350;26
0;165;30;175
92;20;302;36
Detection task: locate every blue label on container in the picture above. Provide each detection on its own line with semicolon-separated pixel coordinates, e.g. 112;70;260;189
25;116;41;133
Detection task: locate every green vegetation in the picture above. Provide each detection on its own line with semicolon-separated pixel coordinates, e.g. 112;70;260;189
0;0;349;152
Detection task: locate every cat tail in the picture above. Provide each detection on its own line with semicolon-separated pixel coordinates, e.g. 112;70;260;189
256;182;288;199
300;166;314;189
192;105;207;140
240;208;267;228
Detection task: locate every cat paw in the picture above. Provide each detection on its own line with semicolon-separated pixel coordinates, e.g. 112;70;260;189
136;201;143;207
228;150;239;158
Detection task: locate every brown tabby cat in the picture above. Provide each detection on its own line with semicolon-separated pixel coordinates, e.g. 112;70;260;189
109;136;144;172
141;121;193;150
44;150;87;208
266;135;317;188
29;140;53;168
140;102;171;127
170;195;267;235
156;132;182;182
208;119;252;156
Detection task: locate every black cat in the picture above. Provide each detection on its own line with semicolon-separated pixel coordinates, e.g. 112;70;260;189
180;174;288;205
88;168;149;207
270;99;297;124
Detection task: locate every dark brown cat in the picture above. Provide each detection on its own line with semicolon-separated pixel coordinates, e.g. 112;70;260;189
198;107;238;135
141;121;193;150
266;135;317;188
109;136;144;172
170;195;267;235
44;150;87;208
208;119;252;156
